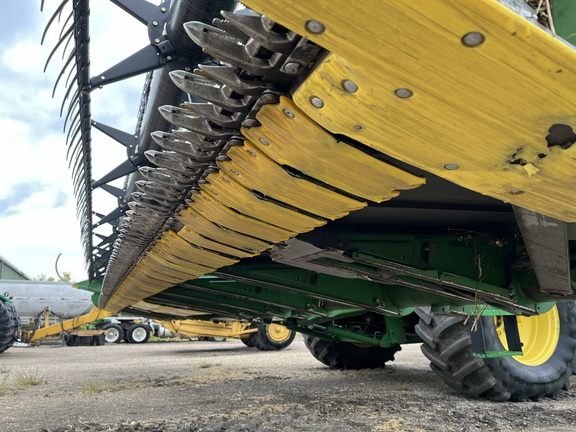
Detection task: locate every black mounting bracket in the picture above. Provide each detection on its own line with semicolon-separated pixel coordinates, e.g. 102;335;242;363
88;0;176;90
471;315;523;358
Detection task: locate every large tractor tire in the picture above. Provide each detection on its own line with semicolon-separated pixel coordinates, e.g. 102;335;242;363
252;323;296;351
304;336;401;369
240;332;256;347
240;323;258;347
415;303;576;401
0;300;20;354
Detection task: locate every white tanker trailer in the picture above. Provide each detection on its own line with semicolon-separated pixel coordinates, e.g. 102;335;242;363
0;280;153;346
0;280;95;325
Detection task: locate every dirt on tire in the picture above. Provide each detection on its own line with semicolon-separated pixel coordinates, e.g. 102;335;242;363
1;337;576;431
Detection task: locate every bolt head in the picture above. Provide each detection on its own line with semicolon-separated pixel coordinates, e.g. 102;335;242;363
310;96;324;108
306;20;325;34
261;93;278;104
342;79;358;93
461;32;485;47
394;88;413;98
444;164;460;170
283;62;300;74
262;16;274;30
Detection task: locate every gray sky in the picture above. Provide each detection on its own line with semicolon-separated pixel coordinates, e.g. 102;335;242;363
0;1;154;280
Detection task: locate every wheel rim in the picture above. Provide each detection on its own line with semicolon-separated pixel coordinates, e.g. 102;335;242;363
104;328;120;343
266;324;291;343
131;327;147;342
495;305;560;366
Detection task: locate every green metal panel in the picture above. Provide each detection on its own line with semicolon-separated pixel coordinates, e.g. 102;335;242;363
473;350;523;359
347;230;514;287
139;225;560;348
0;293;13;303
553;0;576;43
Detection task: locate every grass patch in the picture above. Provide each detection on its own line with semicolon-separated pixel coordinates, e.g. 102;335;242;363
82;380;107;394
148;336;189;343
0;377;8;395
0;364;9;374
198;362;220;369
374;419;425;432
15;370;47;388
82;379;125;394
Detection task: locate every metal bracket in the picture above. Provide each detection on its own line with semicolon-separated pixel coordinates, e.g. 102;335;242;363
93;205;128;228
270;238;359;279
91;155;146;190
513;206;573;295
471;315;523;358
293;322;400;348
89;1;174;90
110;0;172;42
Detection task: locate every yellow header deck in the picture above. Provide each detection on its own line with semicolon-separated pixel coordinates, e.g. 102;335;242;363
246;0;576;221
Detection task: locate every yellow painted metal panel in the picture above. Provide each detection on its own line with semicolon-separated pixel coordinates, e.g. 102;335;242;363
27;308;114;342
140;252;213;280
130;270;175;287
178;207;273;252
145;251;206;279
189;191;293;243
161;319;252;338
132;261;186;287
105;273;165;313
157;230;238;268
201;172;325;233
219;140;366;219
105;230;223;312
134;300;209;317
242;96;424;202
244;0;576;221
178;226;257;259
146;246;214;275
138;268;182;284
102;229;231;313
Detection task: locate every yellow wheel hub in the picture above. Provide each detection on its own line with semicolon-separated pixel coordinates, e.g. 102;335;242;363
266;324;291;343
495;306;560;366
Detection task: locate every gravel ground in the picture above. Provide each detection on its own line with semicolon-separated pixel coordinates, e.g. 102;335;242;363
1;337;576;432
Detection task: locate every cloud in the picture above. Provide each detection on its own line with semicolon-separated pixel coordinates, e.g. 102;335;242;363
52;190;69;208
0;181;45;216
0;2;162;281
0;199;87;281
0;3;45;45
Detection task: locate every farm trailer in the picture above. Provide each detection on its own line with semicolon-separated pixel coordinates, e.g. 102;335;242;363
0;280;294;348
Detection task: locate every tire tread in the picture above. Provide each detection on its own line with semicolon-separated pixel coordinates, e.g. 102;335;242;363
416;304;576;401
